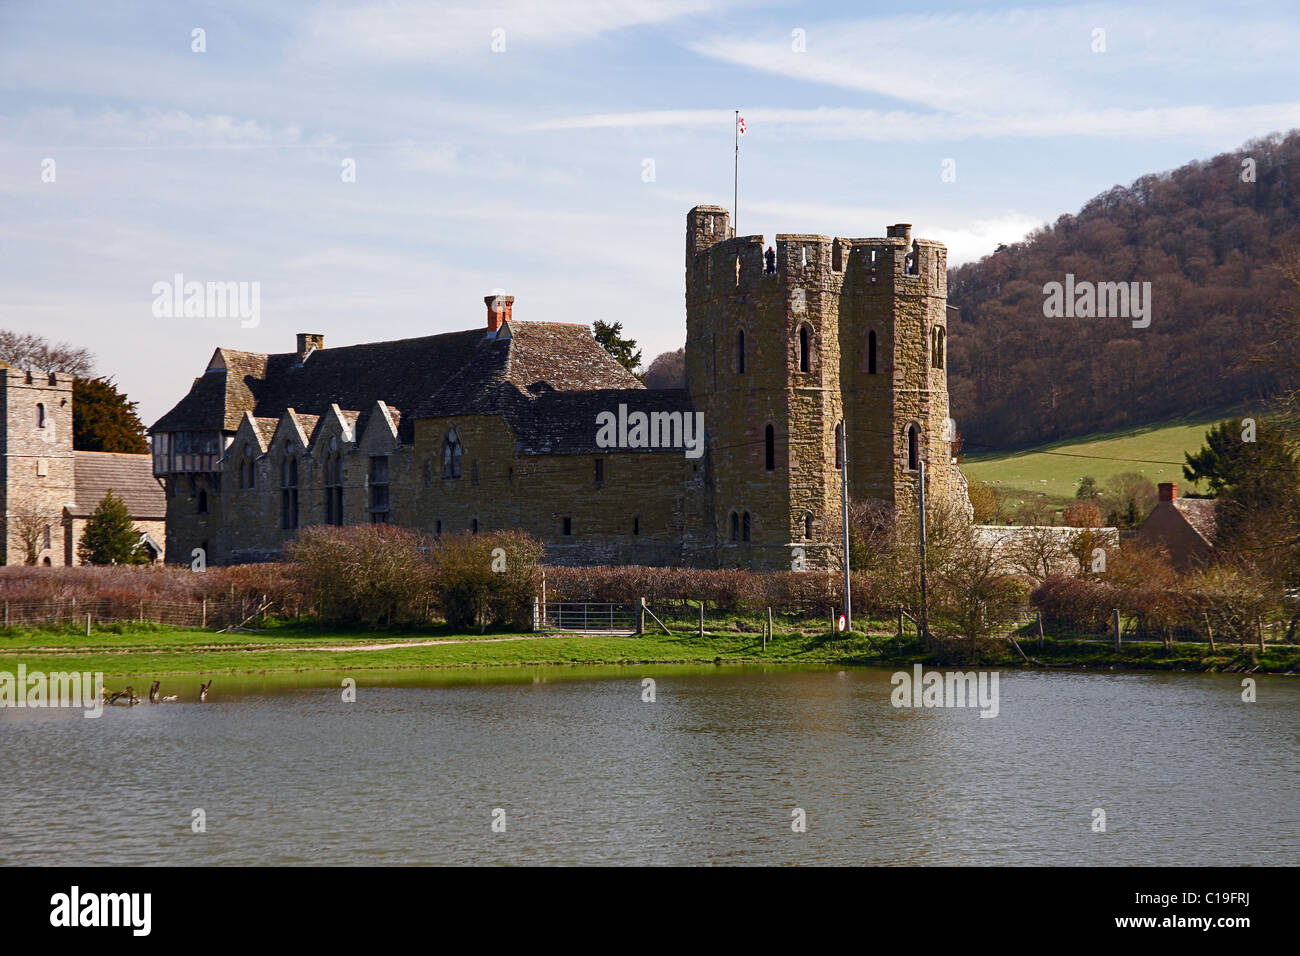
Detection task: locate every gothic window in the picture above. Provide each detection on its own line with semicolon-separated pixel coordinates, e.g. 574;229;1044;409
43;524;51;550
764;424;775;471
281;452;299;530
798;325;812;373
324;452;343;526
742;511;752;542
907;423;920;471
36;403;46;428
868;330;878;375
442;426;462;479
931;327;945;369
369;456;390;523
737;328;746;373
803;513;813;540
730;511;739;542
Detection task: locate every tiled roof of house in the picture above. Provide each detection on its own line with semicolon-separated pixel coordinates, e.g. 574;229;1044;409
514;388;696;454
71;451;166;518
151;322;646;444
1174;497;1217;542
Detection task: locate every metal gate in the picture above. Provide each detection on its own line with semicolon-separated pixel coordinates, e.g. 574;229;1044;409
534;601;637;635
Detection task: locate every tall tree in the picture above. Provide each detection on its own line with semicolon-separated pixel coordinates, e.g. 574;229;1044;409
73;377;149;453
77;490;148;565
643;347;685;389
592;320;642;377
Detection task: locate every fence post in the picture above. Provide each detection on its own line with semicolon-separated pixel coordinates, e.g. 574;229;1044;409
637;598;645;636
4;599;7;629
767;607;773;643
1036;610;1045;650
202;598;207;629
1112;609;1121;650
139;601;144;624
533;597;539;632
1203;611;1216;652
86;613;91;637
1257;616;1265;653
698;601;704;639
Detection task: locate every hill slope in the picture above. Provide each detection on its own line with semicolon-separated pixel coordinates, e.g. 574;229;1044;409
948;131;1300;452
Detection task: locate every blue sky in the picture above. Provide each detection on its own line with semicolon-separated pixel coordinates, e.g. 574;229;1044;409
3;0;1299;424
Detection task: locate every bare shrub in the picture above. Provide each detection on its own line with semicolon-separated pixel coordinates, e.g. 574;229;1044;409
287;524;434;627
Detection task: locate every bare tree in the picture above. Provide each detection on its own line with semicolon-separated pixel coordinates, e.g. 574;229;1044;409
0;329;95;377
4;502;60;565
643;347;685;390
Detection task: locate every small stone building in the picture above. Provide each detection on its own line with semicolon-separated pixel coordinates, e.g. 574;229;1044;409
0;363;165;565
1136;482;1216;570
150;204;970;570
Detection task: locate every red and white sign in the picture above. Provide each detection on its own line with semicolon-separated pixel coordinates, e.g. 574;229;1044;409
837;614;847;632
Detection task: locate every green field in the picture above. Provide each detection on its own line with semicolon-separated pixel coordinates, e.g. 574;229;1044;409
959;409;1251;505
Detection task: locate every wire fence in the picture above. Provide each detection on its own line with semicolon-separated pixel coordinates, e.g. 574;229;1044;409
0;597;256;631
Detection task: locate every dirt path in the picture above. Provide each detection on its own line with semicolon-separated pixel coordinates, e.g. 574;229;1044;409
0;632;635;656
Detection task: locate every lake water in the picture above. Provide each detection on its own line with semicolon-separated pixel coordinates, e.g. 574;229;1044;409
1;665;1296;865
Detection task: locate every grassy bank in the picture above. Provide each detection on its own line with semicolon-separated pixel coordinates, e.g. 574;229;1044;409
0;620;1295;678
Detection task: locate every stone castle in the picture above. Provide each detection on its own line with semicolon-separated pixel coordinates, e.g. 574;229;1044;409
1;364;165;565
150;205;968;569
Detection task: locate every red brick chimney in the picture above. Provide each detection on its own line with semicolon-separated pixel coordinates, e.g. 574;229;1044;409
485;294;513;334
1158;481;1176;503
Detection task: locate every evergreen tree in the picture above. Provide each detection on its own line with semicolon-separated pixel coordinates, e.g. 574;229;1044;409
77;490;147;565
1075;476;1100;500
73;377;149;453
592;320;642;377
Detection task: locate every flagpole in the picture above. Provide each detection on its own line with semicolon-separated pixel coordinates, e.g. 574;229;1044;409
734;109;739;234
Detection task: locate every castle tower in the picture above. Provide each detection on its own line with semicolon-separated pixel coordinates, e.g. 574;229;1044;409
684;206;966;571
0;365;76;565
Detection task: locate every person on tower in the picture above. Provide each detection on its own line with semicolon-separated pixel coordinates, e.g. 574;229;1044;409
764;246;776;274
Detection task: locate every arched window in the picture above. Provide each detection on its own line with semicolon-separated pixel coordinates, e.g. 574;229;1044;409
742;511;752;542
737;328;746;373
932;327;945;369
35;403;46;428
281;451;299;530
442;426;463;479
834;422;843;470
867;330;878;375
907;424;920;471
764;424;775;471
798;326;811;373
730;511;739;542
803;513;813;540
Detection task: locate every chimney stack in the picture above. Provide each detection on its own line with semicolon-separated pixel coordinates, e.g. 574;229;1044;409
887;223;913;245
485;294;514;334
1158;482;1177;503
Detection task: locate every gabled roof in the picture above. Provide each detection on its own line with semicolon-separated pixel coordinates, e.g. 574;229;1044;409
70;451;165;519
151;322;644;443
1174;498;1217;543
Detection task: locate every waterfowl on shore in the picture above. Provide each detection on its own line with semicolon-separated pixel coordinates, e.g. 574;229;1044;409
102;686;138;705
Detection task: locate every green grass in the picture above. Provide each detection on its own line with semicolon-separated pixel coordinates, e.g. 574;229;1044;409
0;621;1294;680
960;407;1254;505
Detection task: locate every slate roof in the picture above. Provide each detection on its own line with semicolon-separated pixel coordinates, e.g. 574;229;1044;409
151;321;646;444
514;388;696;454
1174;498;1217;542
71;451;165;518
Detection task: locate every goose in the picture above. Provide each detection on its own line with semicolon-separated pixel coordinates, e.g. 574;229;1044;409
149;681;179;703
199;679;212;702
